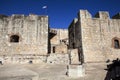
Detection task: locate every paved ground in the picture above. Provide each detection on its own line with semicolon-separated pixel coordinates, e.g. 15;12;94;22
84;62;108;80
0;62;108;80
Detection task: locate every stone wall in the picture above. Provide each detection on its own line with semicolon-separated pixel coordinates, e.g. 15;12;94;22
0;54;47;64
50;28;68;45
50;28;68;54
47;53;69;64
53;44;68;54
0;14;70;64
68;10;120;63
67;65;85;77
0;14;48;56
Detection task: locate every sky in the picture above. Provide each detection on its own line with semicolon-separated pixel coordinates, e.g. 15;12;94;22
0;0;120;29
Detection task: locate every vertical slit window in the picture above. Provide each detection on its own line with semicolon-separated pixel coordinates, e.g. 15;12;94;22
53;46;55;53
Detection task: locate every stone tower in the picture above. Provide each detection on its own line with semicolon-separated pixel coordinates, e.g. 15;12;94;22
68;10;120;63
0;14;48;63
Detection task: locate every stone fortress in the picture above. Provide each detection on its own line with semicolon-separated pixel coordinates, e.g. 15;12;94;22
0;9;120;78
69;10;120;63
0;14;69;64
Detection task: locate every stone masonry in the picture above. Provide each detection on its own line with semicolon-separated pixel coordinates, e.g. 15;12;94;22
50;28;68;54
47;28;69;64
68;10;120;63
0;14;69;64
0;9;120;68
1;10;120;79
0;14;48;63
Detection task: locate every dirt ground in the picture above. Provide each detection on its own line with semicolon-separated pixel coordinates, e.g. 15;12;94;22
0;63;108;80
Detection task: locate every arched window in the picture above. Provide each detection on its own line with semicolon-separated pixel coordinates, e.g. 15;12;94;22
114;39;119;48
10;35;19;42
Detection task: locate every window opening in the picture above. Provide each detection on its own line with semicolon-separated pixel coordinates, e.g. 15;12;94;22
10;35;19;42
114;40;119;48
53;46;55;53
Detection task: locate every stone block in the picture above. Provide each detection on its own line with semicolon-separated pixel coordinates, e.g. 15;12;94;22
67;65;85;77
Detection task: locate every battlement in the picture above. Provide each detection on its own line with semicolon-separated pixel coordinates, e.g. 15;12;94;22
112;13;120;19
28;14;48;20
78;10;92;19
0;14;8;19
78;10;120;20
94;11;110;19
0;14;48;20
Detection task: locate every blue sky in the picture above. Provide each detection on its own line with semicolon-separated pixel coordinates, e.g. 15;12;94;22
0;0;120;29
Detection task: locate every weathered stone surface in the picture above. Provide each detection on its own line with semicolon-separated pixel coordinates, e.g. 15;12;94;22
50;29;68;45
68;10;120;63
0;54;47;64
50;28;68;54
53;44;68;54
69;49;80;65
47;53;69;64
0;14;49;64
67;65;85;77
0;13;69;65
0;14;48;56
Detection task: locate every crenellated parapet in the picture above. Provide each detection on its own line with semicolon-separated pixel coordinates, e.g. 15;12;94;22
78;10;120;20
78;10;92;19
0;14;8;19
112;13;120;19
94;11;110;19
0;14;48;21
68;10;120;63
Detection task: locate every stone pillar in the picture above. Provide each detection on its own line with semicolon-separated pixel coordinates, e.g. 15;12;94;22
69;49;80;64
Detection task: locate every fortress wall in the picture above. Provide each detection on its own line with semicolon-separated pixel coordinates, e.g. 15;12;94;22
77;10;120;62
50;28;68;54
0;14;48;56
50;28;68;45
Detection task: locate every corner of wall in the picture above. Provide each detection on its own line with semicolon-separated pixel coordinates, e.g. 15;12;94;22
78;10;92;20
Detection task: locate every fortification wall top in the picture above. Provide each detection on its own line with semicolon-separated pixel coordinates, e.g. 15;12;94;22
0;14;48;21
112;13;120;19
94;11;110;19
78;10;92;19
78;10;120;20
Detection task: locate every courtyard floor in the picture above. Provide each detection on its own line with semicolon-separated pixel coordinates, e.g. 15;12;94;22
0;62;108;80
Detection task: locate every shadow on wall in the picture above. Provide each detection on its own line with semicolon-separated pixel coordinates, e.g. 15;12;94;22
105;58;120;80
